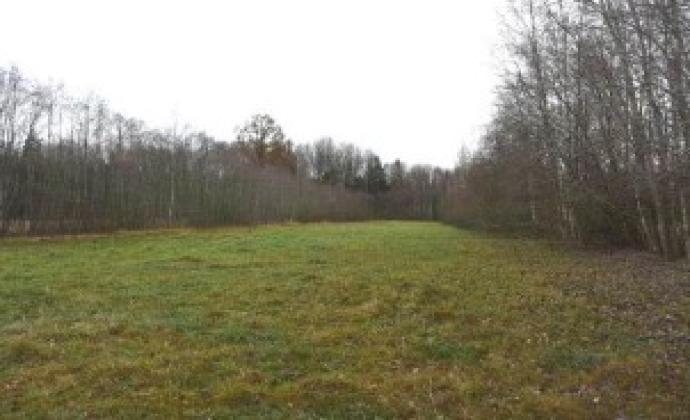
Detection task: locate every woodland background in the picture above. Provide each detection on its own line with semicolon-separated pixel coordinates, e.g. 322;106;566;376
1;0;689;261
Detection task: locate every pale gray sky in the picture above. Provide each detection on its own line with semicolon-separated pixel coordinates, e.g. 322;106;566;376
1;0;503;168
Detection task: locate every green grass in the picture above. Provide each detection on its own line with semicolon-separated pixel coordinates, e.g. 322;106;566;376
1;221;688;418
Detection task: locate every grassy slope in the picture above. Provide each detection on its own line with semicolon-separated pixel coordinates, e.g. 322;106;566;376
0;222;688;418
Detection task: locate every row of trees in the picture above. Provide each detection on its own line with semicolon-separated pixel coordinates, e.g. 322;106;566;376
0;66;453;235
443;0;690;261
294;138;462;220
0;68;379;235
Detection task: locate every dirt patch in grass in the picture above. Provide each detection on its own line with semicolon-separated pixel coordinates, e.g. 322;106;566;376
557;250;690;363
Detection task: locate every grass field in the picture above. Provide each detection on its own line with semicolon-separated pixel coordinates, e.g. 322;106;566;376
1;222;688;418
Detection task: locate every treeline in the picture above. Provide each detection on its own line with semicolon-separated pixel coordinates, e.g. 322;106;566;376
0;66;454;235
447;0;690;261
295;138;461;220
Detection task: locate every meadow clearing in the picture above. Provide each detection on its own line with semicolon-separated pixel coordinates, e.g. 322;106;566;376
1;222;688;418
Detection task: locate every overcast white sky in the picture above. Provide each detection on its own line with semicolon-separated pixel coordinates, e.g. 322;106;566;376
1;0;504;168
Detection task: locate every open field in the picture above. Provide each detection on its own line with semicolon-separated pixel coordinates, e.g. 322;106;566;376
1;222;688;418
